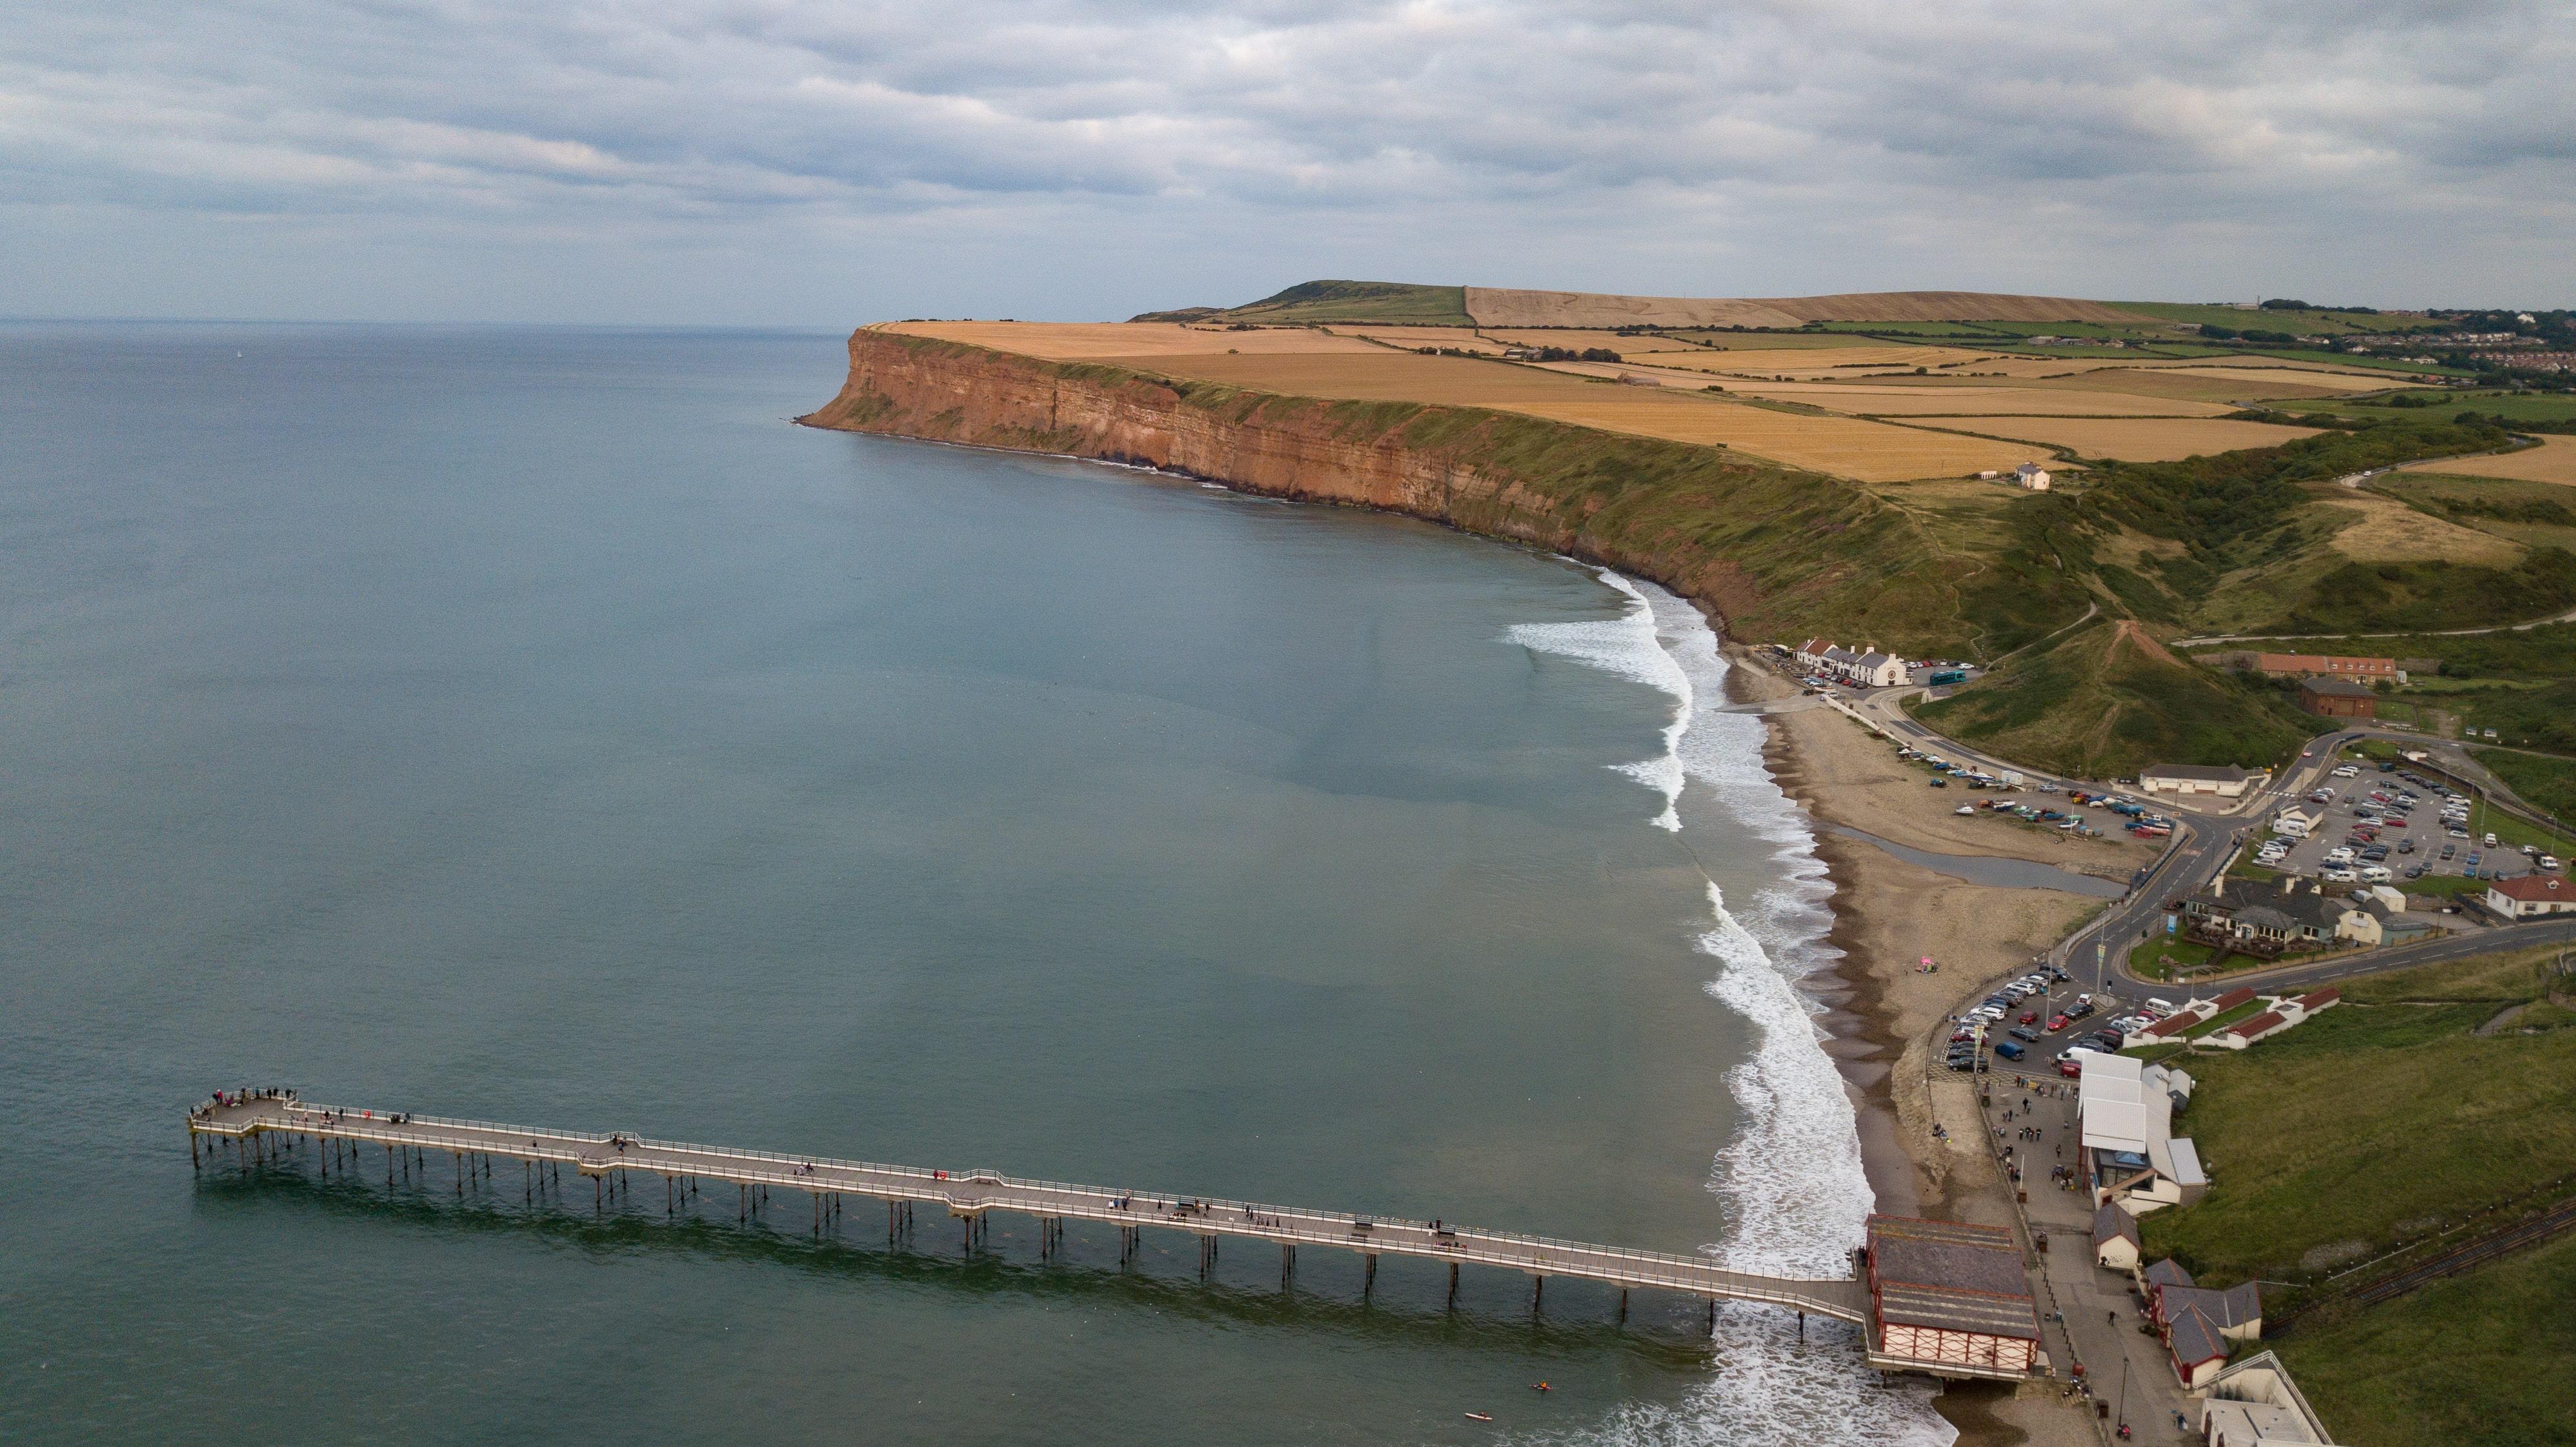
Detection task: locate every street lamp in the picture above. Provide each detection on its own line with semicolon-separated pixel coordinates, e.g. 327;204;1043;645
2118;1356;2131;1438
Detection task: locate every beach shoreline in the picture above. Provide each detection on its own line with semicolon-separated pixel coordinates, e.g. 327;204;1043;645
1721;639;2101;1447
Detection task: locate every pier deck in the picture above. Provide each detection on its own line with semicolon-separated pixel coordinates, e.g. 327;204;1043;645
189;1095;1866;1323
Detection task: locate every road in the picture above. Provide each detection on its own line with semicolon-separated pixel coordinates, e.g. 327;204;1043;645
1818;679;2571;1002
2173;602;2576;647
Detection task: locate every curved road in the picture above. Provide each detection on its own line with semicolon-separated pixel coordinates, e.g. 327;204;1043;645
1826;683;2570;1002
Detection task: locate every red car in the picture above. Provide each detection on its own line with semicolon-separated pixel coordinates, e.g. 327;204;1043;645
2047;1013;2070;1032
2058;1059;2083;1078
2018;1010;2039;1025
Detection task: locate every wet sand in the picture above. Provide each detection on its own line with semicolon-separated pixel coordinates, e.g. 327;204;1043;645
1727;645;2100;1447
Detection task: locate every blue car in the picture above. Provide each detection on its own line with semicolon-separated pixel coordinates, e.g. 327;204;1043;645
1994;1040;2027;1061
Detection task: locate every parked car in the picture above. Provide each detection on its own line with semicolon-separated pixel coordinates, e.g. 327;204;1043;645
2046;1013;2070;1032
2058;1058;2084;1078
2008;1026;2041;1043
1994;1041;2026;1061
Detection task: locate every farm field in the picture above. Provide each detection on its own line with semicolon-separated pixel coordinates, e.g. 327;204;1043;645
1960;414;2326;460
2368;474;2576;553
2320;492;2527;564
2111;301;2439;335
2400;435;2576;485
1334;325;1502;352
2037;368;2373;404
2141;363;2399;392
1461;287;1805;329
1645;345;1994;376
892;322;2041;480
878;321;1384;359
2305;391;2576;425
1112;351;2038;481
875;319;2483;485
1711;383;2237;418
1616;330;1890;351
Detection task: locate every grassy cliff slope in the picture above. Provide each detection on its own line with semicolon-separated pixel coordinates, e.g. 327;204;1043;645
1915;620;2319;775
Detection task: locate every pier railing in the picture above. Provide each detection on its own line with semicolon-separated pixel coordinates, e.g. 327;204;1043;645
190;1097;1867;1321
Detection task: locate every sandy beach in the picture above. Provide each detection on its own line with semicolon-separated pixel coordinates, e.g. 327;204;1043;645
1728;645;2102;1447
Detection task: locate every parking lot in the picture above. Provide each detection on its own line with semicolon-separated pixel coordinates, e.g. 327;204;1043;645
1944;964;2142;1078
2259;759;2557;891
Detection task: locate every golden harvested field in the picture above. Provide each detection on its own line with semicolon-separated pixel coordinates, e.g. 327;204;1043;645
2036;369;2357;403
1673;345;1992;376
891;321;2058;480
2144;365;2396;393
1462;288;1806;330
1643;332;1892;351
1474;329;1669;350
1960;416;2323;461
1062;349;2037;481
1714;383;2236;418
878;321;1384;359
1944;356;2153;378
1336;326;1498;351
2322;495;2526;565
2400;436;2576;485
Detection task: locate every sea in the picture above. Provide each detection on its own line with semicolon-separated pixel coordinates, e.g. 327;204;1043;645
0;323;1952;1446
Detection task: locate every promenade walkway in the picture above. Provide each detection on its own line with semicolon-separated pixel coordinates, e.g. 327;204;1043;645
188;1094;1867;1324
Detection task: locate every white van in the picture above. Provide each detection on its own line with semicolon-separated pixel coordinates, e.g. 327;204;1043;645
2360;865;2393;884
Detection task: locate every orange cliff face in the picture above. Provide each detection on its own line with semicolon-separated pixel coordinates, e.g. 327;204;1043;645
797;327;1598;554
793;327;1995;654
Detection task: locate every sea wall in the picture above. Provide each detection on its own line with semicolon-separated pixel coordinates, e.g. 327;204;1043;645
798;329;1965;649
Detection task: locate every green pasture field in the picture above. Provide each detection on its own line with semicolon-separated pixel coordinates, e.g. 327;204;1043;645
2137;946;2576;1288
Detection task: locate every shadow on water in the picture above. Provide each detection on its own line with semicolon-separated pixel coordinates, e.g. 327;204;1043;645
190;1156;1751;1366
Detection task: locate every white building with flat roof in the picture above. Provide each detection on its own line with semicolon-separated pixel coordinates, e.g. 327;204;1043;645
2079;1053;2204;1213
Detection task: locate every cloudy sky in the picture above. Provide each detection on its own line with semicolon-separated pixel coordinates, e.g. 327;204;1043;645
4;1;2570;323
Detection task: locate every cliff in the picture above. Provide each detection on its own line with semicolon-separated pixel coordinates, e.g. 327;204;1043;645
798;329;2069;654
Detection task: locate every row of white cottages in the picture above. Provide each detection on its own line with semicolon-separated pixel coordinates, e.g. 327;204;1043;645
1792;639;1911;688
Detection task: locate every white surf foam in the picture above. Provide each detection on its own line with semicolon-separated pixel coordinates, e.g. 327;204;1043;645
1508;571;1953;1447
1506;572;1690;831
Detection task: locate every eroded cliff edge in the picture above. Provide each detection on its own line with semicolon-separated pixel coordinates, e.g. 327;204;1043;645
797;328;2044;651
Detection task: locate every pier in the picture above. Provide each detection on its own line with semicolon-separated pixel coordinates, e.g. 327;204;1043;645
188;1092;1867;1326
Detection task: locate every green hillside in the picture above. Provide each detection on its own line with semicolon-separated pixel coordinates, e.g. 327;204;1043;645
1217;280;1471;326
1915;619;2319;776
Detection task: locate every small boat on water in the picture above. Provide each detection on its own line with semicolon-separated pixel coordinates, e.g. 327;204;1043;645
1464;1412;1493;1422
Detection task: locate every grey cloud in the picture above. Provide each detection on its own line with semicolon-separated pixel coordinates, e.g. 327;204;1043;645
1;0;2568;322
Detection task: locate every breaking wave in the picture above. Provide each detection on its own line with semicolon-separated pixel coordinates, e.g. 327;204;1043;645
1508;571;1953;1447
